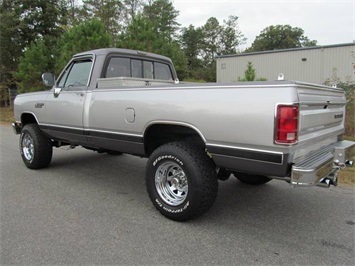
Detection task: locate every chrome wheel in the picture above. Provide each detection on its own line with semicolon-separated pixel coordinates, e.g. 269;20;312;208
155;162;188;206
146;141;218;221
22;134;34;162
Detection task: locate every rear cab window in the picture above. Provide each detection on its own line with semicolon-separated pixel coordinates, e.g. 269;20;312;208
104;56;174;81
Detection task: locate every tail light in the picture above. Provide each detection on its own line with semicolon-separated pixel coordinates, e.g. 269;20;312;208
275;105;299;144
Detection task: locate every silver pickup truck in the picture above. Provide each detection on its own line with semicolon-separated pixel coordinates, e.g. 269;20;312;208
13;48;354;221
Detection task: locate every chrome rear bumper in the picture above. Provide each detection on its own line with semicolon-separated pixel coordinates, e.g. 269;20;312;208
291;140;354;187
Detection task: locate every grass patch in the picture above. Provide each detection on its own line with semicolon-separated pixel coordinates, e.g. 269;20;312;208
0;107;14;123
344;135;355;142
339;138;355;187
338;163;355;187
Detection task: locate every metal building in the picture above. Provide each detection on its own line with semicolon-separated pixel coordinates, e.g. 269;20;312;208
216;43;355;84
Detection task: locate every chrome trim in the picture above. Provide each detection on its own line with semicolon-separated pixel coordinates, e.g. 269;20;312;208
210;153;284;166
293;82;344;92
299;101;345;106
39;123;83;132
206;143;284;165
87;53;96;88
207;143;284;165
39;123;144;138
155;161;188;206
291;153;334;186
92;83;298;93
206;143;284;156
88;128;143;138
291;140;355;187
73;51;96;59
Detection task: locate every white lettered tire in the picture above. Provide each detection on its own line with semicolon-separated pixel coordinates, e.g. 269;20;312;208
145;141;218;221
19;124;53;169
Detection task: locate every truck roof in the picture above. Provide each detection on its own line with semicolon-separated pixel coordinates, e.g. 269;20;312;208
74;48;173;63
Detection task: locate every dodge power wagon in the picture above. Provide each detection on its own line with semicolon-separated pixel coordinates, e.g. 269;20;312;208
12;48;354;221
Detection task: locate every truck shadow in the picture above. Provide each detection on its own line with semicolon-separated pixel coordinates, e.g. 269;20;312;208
48;147;350;236
200;177;347;236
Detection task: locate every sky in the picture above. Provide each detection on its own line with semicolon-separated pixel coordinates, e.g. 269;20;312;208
172;0;354;49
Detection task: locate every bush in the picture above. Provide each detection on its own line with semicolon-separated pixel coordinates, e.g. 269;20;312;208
324;69;354;138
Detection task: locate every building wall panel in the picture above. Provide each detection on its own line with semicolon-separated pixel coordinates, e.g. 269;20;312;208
216;43;355;85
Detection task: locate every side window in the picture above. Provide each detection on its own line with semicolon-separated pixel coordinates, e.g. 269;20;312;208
143;61;153;79
154;62;173;80
106;58;131;78
58;60;92;88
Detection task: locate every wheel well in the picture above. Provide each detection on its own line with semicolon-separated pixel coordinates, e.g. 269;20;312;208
21;113;38;126
144;124;205;156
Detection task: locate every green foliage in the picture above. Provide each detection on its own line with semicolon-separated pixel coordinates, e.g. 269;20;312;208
324;68;354;137
220;15;246;55
119;13;188;79
159;42;188;80
180;15;245;81
64;0;90;26
1;0;67;94
15;0;67;49
55;19;112;74
202;61;217;82
143;0;180;41
0;0;21;90
0;86;10;107
119;14;158;52
247;24;317;52
324;68;355;99
181;78;207;83
14;40;51;93
122;0;144;25
83;0;122;45
201;17;221;65
13;19;112;93
119;1;188;79
120;0;180;48
2;0;321;95
238;62;267;82
240;62;255;81
180;25;204;77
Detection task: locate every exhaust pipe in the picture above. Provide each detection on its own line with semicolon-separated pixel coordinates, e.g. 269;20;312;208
317;159;353;188
317;174;338;188
345;160;353;167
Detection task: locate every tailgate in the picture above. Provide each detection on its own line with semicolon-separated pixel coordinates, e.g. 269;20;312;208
294;83;347;161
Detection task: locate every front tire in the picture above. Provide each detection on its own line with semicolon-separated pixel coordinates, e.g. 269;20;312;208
146;141;218;221
19;124;53;169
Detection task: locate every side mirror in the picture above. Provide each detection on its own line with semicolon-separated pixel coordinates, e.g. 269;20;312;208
42;73;55;87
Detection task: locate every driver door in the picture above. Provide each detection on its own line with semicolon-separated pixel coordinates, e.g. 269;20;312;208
44;56;93;144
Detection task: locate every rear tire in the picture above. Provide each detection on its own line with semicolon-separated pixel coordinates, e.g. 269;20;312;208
146;141;218;221
19;124;53;169
234;173;271;185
